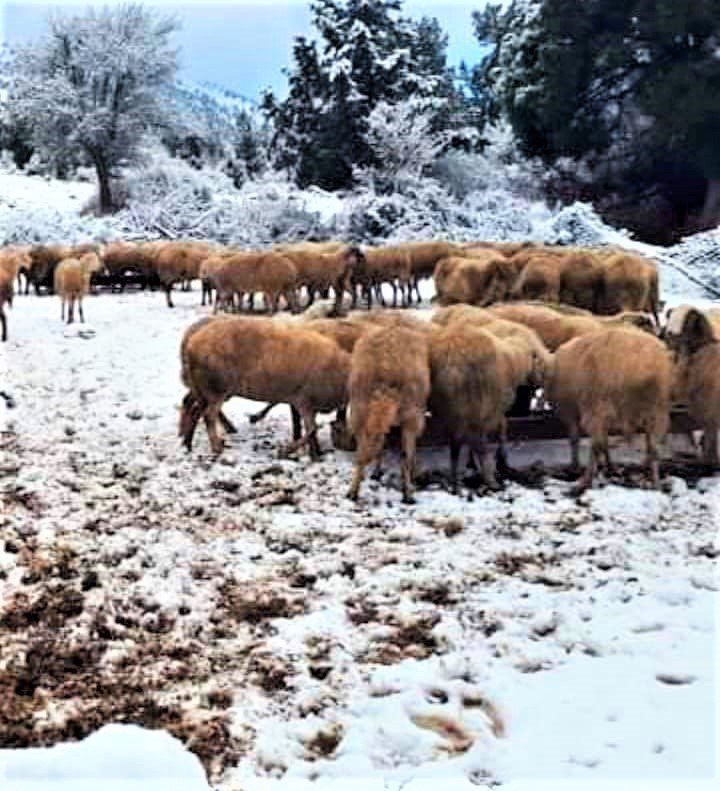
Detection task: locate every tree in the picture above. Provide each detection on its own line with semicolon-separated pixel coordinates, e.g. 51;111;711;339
474;0;720;234
11;3;179;213
265;0;455;190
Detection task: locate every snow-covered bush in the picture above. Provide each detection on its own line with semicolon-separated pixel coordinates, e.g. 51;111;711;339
432;121;550;200
661;229;720;295
537;202;631;247
0;204;123;245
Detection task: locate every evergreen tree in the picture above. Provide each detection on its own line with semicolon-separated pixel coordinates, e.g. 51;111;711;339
265;0;454;189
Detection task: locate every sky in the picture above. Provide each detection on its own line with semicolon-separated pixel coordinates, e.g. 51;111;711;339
0;0;486;99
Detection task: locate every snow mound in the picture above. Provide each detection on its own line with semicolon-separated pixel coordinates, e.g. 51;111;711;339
662;228;720;294
537;201;631;247
0;724;210;789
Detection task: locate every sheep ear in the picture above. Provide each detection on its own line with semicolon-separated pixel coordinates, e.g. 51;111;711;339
684;310;714;354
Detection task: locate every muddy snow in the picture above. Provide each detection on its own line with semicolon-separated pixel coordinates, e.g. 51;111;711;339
0;288;716;789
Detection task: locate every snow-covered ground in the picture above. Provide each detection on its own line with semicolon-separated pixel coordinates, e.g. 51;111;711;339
1;277;717;789
1;171;718;789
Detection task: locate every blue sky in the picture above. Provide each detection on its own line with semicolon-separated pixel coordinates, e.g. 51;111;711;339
1;1;486;99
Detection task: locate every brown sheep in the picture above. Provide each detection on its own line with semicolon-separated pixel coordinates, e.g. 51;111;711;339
401;241;460;304
429;321;547;492
347;325;431;504
23;244;71;295
487;303;654;352
352;245;413;308
460;241;535;258
53;252;102;324
599;252;660;323
179;317;350;459
0;249;30;341
210;251;300;315
557;250;605;312
546;328;673;492
152;241;214;308
510;253;563;303
273;240;345;255
281;245;364;313
704;307;720;339
664;305;720;467
435;253;518;307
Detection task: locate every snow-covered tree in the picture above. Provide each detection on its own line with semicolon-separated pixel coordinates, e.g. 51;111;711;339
265;0;455;190
362;98;449;189
10;3;179;213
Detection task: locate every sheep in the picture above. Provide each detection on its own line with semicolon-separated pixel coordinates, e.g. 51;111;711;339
487;303;654;352
352;245;413;308
704;307;720;339
401;241;460;304
53;252;102;324
347;325;431;504
434;253;518;307
663;305;720;467
546;327;673;492
460;241;535;258
100;241;162;291
280;245;364;313
23;244;69;295
599;251;660;323
179;317;350;459
429;320;547;492
0;248;32;341
557;249;605;312
509;252;563;303
209;250;300;315
152;241;214;308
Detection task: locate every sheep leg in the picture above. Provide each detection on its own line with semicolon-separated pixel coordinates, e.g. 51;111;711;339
165;284;174;309
568;421;582;475
203;401;225;455
219;410;237;434
61;297;65;323
348;434;383;501
249;403;277;424
78;298;84;324
281;406;320;460
68;297;75;325
471;434;500;491
412;277;422;304
0;310;6;342
449;437;462;494
572;436;601;494
400;427;418;504
701;425;719;468
179;392;203;450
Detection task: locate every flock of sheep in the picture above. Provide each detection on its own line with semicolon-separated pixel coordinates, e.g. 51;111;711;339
1;237;718;501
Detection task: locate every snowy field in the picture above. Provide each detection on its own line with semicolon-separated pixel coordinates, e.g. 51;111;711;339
0;274;718;790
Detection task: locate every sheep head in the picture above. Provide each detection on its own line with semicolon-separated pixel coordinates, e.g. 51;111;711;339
664;305;715;356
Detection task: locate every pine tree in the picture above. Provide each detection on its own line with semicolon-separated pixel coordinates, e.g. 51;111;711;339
265;0;454;189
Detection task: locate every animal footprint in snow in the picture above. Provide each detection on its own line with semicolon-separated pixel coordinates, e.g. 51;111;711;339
410;712;474;755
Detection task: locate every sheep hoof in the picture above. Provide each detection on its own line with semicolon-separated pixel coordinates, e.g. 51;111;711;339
347;490;359;502
402;493;416;505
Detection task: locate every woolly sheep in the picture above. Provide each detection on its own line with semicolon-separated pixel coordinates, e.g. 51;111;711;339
179;316;350;458
546;327;673;491
347;325;431;504
53;252;102;324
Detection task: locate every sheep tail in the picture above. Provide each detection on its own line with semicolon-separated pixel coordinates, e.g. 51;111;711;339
364;393;399;441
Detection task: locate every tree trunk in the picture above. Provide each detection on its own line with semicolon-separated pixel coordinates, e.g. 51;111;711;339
93;155;113;215
698;177;720;231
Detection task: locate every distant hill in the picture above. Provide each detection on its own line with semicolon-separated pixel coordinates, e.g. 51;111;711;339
172;80;261;138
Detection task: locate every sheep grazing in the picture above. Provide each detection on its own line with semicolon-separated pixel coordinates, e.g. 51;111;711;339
101;241;160;291
281;245;364;313
546;327;673;492
347;325;430;504
353;245;413;309
429;320;547;492
53;252;102;324
179;317;350;458
664;305;720;467
434;252;518;307
152;241;214;308
209;250;300;315
599;251;660;323
487;302;654;352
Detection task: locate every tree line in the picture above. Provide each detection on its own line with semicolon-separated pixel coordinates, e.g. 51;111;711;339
2;0;719;242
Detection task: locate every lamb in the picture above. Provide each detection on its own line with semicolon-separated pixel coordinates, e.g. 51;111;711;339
209;250;300;315
280;245;364;313
429;320;547;492
347;325;431;504
434;253;518;307
179;317;350;459
487;303;654;352
663;305;720;467
53;252;102;324
599;251;660;323
546;327;673;491
152;241;214;308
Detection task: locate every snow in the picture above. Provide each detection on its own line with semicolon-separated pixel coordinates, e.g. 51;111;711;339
0;724;210;789
0;171;718;790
